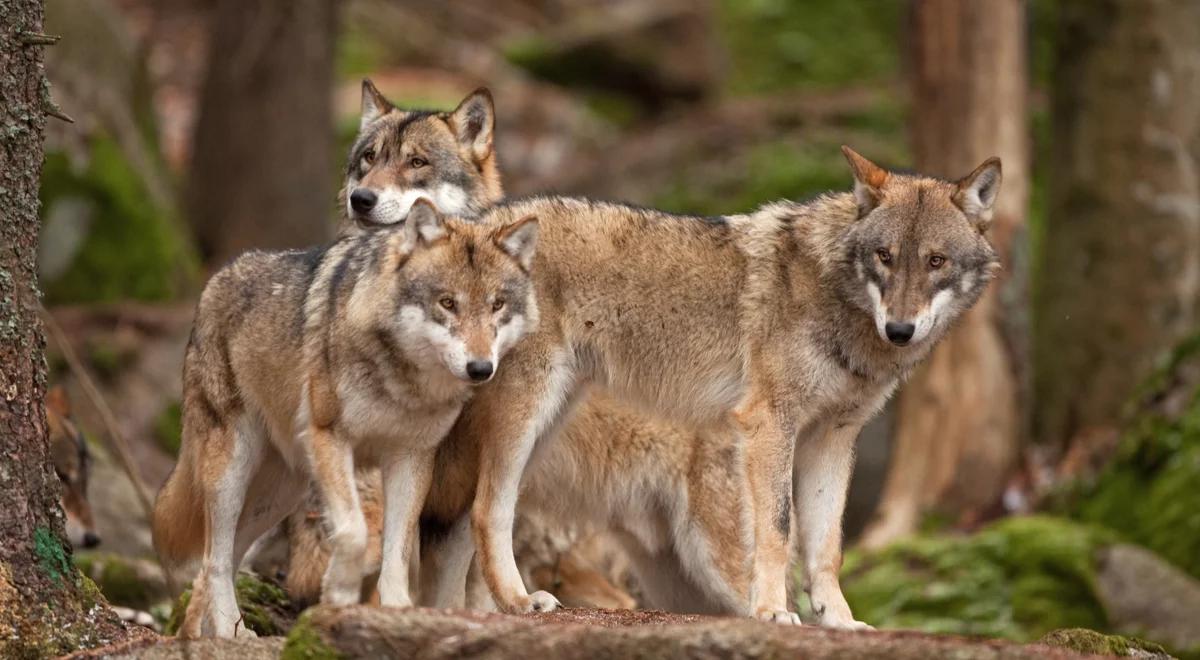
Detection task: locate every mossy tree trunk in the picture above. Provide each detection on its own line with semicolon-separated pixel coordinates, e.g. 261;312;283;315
861;0;1030;548
1034;0;1200;452
187;0;337;266
0;1;131;655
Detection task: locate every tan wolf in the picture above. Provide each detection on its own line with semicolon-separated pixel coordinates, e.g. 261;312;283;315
427;148;1002;626
151;199;539;638
47;385;101;549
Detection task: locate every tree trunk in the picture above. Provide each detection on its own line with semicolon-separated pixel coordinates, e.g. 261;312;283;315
860;0;1029;548
0;1;133;654
1034;0;1200;454
186;0;337;266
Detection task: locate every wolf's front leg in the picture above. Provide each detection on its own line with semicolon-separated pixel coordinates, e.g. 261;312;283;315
470;348;578;614
793;417;872;631
738;405;802;625
377;449;436;607
310;425;369;606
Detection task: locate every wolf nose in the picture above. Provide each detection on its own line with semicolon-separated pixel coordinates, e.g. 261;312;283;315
885;321;916;346
350;188;377;214
466;360;494;382
82;532;101;548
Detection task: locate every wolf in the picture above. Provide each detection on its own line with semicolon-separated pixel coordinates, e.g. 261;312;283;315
343;80;501;230
47;385;101;549
424;147;1001;626
151;198;539;638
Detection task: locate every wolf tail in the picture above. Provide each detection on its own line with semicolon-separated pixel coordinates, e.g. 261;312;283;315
152;447;206;575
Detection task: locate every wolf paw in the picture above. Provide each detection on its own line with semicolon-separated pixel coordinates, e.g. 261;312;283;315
524;590;562;613
821;617;874;632
757;609;802;625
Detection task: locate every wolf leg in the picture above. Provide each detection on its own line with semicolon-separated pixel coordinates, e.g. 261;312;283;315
376;449;436;607
736;404;802;625
422;514;475;608
188;416;264;638
471;347;579;614
233;450;307;569
793;417;871;630
310;425;368;606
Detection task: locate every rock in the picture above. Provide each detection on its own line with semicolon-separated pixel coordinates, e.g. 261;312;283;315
74;552;168;611
96;637;285;660
281;605;1100;659
1039;629;1172;659
163;573;300;638
1095;544;1200;651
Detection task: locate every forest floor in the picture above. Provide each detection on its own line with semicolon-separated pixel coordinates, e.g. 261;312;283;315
63;606;1153;659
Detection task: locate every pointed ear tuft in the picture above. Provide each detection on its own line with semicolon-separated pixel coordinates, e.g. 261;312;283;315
361;79;394;130
842;145;889;217
448;88;495;162
495;215;538;270
406;198;447;245
954;157;1003;230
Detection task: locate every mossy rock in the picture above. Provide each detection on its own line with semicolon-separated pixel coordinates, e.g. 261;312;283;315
836;515;1114;640
1039;628;1171;658
280;610;342;660
73;552;168;612
1052;332;1200;581
164;573;299;637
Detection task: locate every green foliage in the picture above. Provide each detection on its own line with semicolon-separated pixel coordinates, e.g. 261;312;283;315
1039;628;1169;658
718;0;901;94
39;137;198;303
837;516;1112;640
1053;333;1200;581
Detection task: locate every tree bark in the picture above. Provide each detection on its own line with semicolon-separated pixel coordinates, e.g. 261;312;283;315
0;1;133;654
860;0;1029;548
1034;0;1200;452
186;0;337;266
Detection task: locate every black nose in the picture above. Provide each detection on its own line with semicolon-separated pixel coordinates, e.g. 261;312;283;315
350;188;377;214
466;360;494;382
82;532;100;548
885;321;916;345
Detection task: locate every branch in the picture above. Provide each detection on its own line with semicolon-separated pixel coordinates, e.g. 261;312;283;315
19;31;60;46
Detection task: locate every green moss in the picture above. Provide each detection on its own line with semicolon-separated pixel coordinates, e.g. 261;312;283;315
33;527;74;586
39;136;198;304
1039;628;1169;657
718;0;901;94
73;552;154;610
837;516;1112;640
153;401;183;457
280;611;342;660
1052;332;1200;581
164;573;297;637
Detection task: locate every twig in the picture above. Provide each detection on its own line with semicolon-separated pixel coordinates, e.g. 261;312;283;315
19;31;61;46
44;105;74;124
39;304;180;594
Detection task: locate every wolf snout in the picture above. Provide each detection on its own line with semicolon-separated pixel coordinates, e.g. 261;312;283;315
82;531;101;548
466;359;494;382
350;188;378;214
884;321;915;346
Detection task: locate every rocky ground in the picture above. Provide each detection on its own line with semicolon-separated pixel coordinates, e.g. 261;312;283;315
66;606;1172;660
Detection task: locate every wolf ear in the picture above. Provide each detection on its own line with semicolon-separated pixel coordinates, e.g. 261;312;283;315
448;88;495;162
494;215;538;271
361;79;394;130
954;157;1003;231
842;146;889;217
405;198;447;245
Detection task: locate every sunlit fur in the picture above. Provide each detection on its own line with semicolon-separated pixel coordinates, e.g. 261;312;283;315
151;202;537;639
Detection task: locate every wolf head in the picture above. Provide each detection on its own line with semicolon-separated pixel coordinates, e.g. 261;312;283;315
341;80;503;229
372;200;539;383
46;386;99;549
839;146;1001;348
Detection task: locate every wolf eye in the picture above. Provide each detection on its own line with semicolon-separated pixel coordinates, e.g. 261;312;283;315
362;149;376;166
409;157;428;169
929;254;946;269
876;248;892;264
492;299;506;312
439;297;456;311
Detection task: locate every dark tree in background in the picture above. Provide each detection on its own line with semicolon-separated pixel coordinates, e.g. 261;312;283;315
1036;0;1200;454
862;0;1030;548
0;0;129;654
187;0;337;266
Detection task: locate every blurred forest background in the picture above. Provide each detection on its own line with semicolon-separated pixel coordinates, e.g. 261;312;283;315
26;0;1200;655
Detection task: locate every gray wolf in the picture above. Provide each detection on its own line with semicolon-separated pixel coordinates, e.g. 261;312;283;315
47;385;101;549
431;147;1001;627
151;199;539;638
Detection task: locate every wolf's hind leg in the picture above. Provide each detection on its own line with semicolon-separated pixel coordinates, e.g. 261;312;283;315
186;416;264;638
470;346;580;614
794;418;872;630
421;514;475;608
376;449;436;606
233;450;307;569
309;425;368;606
